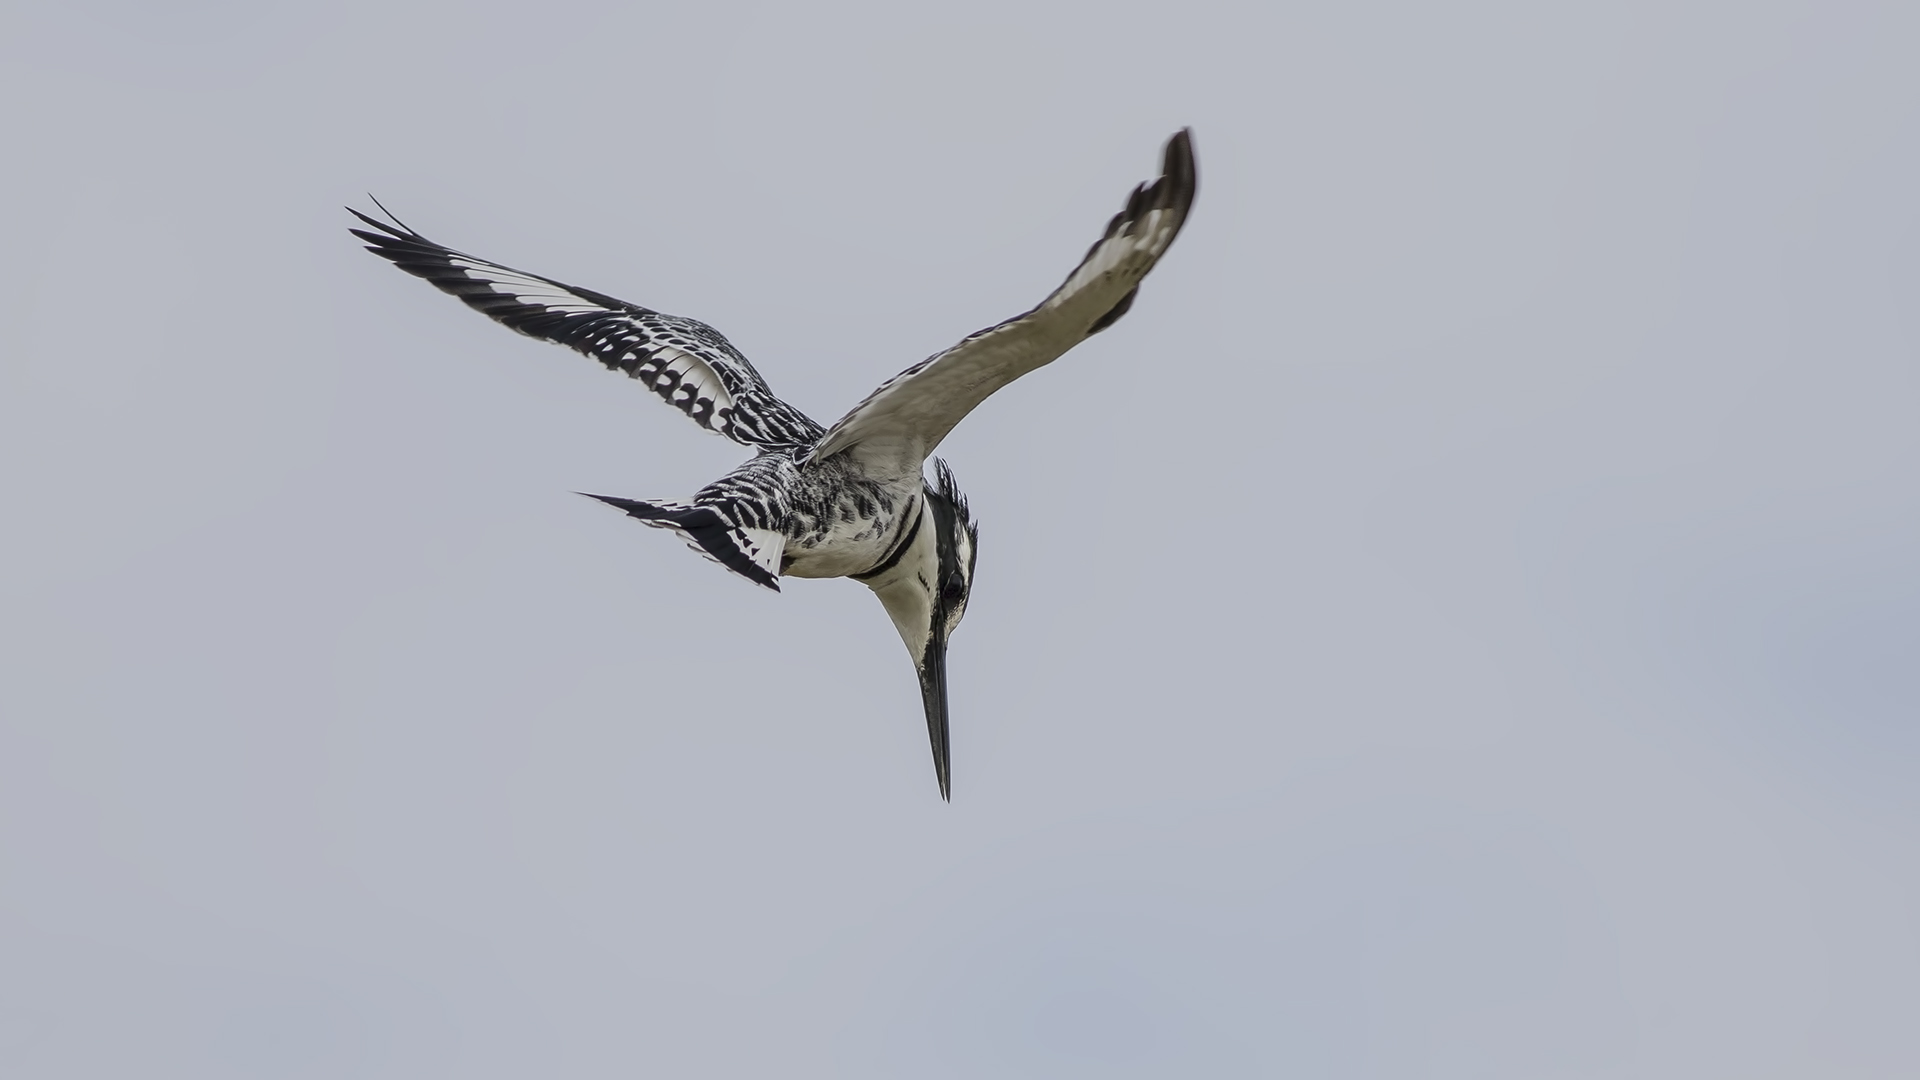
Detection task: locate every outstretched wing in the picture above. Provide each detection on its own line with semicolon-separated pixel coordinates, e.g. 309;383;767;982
805;129;1196;467
349;206;824;451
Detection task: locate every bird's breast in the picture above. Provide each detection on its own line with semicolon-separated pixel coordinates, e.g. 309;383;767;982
779;464;921;580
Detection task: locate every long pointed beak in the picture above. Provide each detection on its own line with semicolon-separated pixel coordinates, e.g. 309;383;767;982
916;623;951;801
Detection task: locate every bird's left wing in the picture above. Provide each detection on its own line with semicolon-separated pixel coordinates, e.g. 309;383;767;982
349;206;824;451
804;129;1196;468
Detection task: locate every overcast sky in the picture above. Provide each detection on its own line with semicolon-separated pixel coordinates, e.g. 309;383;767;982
2;1;1916;1076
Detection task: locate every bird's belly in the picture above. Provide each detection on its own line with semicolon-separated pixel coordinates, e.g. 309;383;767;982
781;512;898;578
777;460;921;580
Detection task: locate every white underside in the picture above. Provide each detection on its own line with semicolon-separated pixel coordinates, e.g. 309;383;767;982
782;498;916;579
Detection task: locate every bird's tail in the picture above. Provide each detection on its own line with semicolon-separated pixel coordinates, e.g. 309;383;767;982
580;494;785;592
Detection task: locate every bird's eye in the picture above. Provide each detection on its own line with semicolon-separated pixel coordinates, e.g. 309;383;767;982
941;580;967;605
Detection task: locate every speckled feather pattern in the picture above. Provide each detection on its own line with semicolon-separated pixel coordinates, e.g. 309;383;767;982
351;131;1194;799
348;208;824;451
686;451;914;581
349;130;1193;592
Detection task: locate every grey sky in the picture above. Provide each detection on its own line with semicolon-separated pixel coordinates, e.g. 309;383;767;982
3;0;1916;1076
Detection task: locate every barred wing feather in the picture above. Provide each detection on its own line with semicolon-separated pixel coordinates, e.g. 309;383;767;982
349;207;824;451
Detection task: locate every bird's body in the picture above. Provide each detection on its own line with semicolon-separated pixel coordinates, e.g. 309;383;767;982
351;130;1196;798
684;448;913;581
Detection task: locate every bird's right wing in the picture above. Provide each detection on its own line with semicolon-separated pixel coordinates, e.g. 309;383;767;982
350;206;824;451
804;129;1196;469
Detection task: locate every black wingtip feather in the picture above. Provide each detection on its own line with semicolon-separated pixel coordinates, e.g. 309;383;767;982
1073;128;1198;266
1148;128;1197;215
365;194;419;235
347;209;405;243
347;197;427;241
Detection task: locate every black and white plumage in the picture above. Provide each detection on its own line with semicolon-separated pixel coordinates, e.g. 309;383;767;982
350;129;1196;799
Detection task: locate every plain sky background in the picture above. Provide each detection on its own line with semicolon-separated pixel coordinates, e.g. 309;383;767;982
2;0;1916;1076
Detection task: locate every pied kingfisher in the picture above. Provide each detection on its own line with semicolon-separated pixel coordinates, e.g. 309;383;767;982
350;130;1196;799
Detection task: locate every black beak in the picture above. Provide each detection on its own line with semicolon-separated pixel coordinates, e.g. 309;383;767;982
917;620;951;801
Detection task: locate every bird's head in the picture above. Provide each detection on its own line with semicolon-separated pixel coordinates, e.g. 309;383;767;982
864;459;978;800
925;459;979;640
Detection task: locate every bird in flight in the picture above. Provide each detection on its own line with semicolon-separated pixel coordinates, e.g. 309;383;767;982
349;129;1196;799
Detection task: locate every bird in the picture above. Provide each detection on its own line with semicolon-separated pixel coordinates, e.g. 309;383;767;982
348;129;1196;800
